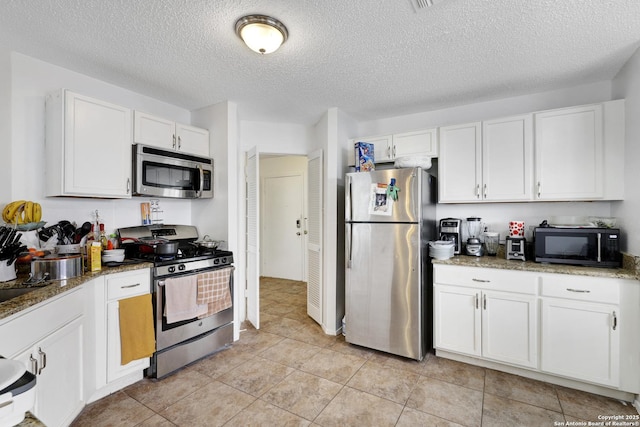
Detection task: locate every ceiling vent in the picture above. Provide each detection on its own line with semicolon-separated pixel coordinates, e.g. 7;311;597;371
409;0;448;12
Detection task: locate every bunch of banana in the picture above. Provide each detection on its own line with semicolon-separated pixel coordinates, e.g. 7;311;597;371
2;200;42;224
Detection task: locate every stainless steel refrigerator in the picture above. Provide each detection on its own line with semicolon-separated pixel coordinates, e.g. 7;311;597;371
345;167;436;360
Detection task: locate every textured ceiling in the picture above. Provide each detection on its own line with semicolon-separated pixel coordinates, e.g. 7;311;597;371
1;0;639;125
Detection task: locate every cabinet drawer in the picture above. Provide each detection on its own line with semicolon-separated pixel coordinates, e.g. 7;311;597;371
106;269;150;301
434;265;537;294
540;274;619;304
1;287;84;358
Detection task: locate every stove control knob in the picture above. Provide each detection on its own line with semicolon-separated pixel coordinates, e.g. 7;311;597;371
222;257;227;264
214;259;220;265
178;264;186;271
168;266;176;273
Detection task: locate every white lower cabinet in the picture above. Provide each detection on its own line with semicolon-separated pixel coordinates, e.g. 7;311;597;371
434;284;537;368
106;269;151;383
541;298;619;387
434;285;481;356
15;317;84;427
434;264;639;394
539;274;621;387
0;288;85;427
482;290;537;368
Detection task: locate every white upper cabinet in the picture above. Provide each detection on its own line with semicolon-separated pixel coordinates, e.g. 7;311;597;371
347;129;438;165
347;134;393;165
393;129;438;159
534;100;624;201
438;100;624;203
46;90;132;198
438;122;482;202
439;116;533;203
535;104;603;200
134;111;210;157
482;114;533;201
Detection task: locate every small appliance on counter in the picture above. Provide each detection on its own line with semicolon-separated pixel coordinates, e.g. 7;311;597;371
484;232;500;256
439;218;462;255
465;217;484;257
534;223;621;268
0;357;37;426
506;236;526;261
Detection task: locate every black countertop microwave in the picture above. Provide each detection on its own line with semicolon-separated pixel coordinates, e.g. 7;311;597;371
132;144;213;199
534;226;621;268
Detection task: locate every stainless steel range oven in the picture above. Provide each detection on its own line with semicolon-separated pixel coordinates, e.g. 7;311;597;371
118;224;233;378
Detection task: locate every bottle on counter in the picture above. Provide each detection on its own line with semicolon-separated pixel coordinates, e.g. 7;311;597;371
99;224;108;250
83;224;96;271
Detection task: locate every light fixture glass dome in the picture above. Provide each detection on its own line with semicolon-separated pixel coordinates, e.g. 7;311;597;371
235;15;288;54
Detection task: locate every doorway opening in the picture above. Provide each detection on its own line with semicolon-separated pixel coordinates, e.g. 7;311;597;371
260;155;308;282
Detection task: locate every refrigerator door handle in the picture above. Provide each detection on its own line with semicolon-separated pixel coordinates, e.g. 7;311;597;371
346;175;353;222
346;223;352;268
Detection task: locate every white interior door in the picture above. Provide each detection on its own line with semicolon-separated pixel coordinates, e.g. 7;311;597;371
246;148;260;329
262;174;304;280
307;150;323;324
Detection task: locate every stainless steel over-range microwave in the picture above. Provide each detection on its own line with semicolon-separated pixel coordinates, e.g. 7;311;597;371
132;144;213;199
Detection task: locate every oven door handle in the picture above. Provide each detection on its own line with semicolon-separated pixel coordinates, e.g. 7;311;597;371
157;280;165;287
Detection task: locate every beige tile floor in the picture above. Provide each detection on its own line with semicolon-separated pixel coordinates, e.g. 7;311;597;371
72;277;639;426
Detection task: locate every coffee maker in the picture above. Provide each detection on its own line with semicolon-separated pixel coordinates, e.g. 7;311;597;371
439;218;462;255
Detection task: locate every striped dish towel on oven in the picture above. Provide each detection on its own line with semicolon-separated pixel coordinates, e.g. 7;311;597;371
197;266;234;318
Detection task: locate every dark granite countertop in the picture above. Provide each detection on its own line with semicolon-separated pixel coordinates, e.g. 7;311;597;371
432;252;639;281
0;261;153;321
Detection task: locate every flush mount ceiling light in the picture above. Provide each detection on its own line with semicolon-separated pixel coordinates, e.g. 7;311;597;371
235;15;288;54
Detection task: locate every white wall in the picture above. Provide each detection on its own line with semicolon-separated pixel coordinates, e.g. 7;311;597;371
191;101;234;244
239;120;313;154
7;52;195;234
612;46;640;256
356;81;613;136
0;48;11;204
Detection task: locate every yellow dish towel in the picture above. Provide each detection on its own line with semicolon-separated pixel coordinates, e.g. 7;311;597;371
118;294;156;365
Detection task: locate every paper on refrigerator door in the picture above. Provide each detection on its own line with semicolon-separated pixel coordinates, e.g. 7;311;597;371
368;183;393;216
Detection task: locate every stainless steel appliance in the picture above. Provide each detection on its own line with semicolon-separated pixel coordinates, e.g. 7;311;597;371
506;236;526;261
345;168;436;361
465;217;484;257
118;224;233;378
439;218;462;255
534;226;621;268
132;144;213;199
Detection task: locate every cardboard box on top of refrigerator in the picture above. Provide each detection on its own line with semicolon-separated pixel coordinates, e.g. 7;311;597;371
355;142;375;172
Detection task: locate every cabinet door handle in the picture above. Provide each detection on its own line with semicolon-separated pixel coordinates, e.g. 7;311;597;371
483;294;487;310
475;293;479;309
172;134;177;148
29;355;38;375
121;283;140;289
472;278;490;283
476;184;480;199
483;184;487;199
126;178;131;194
38;347;47;374
392;145;396;158
386;146;391;158
537;181;541;198
566;288;590;293
178;136;182;150
613;311;617;331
